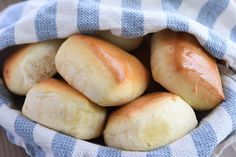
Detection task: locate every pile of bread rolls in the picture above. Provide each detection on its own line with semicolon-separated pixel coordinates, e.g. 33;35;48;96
2;29;224;151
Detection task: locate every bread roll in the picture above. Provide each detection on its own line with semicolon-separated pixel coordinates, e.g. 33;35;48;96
55;35;148;107
104;92;198;151
3;40;63;95
94;30;143;51
151;30;224;110
22;78;106;140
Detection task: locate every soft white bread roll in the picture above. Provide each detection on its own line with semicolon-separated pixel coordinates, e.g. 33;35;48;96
55;35;148;107
22;78;106;140
3;40;63;95
104;92;198;151
151;30;224;110
94;30;143;51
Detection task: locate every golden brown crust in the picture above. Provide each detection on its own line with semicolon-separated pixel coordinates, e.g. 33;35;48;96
151;30;224;110
104;92;197;151
56;34;149;106
3;40;63;95
70;35;148;84
110;92;175;118
3;45;28;86
157;30;224;100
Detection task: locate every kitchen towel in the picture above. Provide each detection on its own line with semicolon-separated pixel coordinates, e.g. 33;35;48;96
0;0;236;156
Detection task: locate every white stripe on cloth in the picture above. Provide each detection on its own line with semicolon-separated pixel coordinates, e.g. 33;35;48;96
223;36;236;70
121;150;147;157
14;1;48;44
202;106;233;144
219;64;236;81
213;1;236;39
170;134;198;157
142;1;167;35
178;0;207;20
33;124;57;157
20;0;48;17
56;0;78;38
188;20;209;46
72;139;99;157
142;0;162;11
0;9;7;21
99;0;122;35
222;73;236;91
0;105;22;146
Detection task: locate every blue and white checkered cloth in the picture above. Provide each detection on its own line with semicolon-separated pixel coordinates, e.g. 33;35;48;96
0;0;236;156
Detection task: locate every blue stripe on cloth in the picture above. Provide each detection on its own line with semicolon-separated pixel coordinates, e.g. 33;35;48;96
0;2;25;29
0;80;13;106
230;25;236;42
146;146;171;157
51;133;76;157
35;1;57;41
197;0;229;28
77;0;100;34
162;0;183;12
0;26;15;51
14;115;45;157
203;30;226;59
166;13;189;32
191;121;217;157
221;87;236;129
96;147;121;157
121;0;144;38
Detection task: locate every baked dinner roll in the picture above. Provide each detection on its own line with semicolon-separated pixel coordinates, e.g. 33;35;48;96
151;30;224;110
3;40;63;95
104;92;198;151
55;35;149;107
94;30;143;51
22;78;106;140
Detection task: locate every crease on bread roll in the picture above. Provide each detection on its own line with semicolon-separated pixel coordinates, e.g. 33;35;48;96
104;92;198;151
55;35;149;107
22;78;107;140
94;30;143;51
151;29;224;110
3;40;63;95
